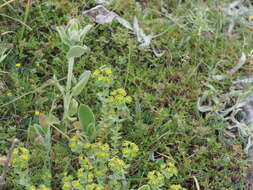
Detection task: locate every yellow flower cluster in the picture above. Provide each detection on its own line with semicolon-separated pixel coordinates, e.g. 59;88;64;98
28;186;36;190
160;162;178;178
28;185;51;190
72;180;82;189
35;111;40;116
108;157;126;172
107;88;132;105
39;185;51;190
62;173;73;190
12;147;30;169
69;135;83;153
79;156;93;171
42;170;52;181
170;184;187;190
122;141;139;159
86;183;104;190
6;92;12;97
83;142;110;160
94;168;107;178
147;170;164;187
93;67;113;84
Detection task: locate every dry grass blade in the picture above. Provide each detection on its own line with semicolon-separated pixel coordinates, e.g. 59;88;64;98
0;0;15;9
193;176;200;190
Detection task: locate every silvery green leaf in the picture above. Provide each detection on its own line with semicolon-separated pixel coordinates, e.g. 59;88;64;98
212;75;226;81
140;34;153;47
228;0;243;9
138;185;150;190
71;71;91;97
56;26;71;46
69;30;81;43
232;76;253;84
80;24;93;40
68;98;79;116
116;17;133;30
53;75;65;95
197;98;213;112
66;19;79;36
67;45;88;59
133;17;142;42
230;52;246;75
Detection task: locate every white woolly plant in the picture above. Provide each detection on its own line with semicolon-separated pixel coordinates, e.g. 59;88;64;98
55;19;93;123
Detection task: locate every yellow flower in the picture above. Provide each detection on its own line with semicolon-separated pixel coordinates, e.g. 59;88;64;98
83;143;91;149
36;63;40;67
170;184;182;190
28;186;36;190
93;70;100;76
6;92;12;97
98;75;104;81
147;170;164;187
62;182;71;190
35;111;40;116
109;157;126;172
115;95;124;103
87;172;94;180
111;90;117;96
15;63;21;67
39;185;51;190
125;96;132;103
117;88;126;96
107;96;114;103
249;15;253;20
104;68;112;75
108;109;115;115
72;180;81;188
94;169;106;177
122;141;139;159
77;168;84;178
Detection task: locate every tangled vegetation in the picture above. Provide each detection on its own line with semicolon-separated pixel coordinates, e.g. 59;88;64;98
1;0;252;189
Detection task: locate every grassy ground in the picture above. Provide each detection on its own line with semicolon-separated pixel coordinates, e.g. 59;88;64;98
0;0;251;189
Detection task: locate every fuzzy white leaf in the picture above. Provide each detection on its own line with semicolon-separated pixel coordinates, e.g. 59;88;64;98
230;52;246;75
116;17;133;30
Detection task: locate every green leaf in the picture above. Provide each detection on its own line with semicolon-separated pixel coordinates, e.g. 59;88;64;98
69;98;79;116
67;45;87;59
56;26;70;46
138;185;150;190
78;104;96;141
71;71;91;97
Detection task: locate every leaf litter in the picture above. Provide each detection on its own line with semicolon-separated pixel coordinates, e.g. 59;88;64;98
83;5;164;57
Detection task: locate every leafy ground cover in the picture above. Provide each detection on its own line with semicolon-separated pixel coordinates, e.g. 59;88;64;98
0;0;251;189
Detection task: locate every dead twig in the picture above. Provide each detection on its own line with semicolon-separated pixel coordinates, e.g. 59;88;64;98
0;138;19;190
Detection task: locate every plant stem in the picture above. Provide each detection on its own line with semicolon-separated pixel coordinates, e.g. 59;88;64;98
66;58;74;92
